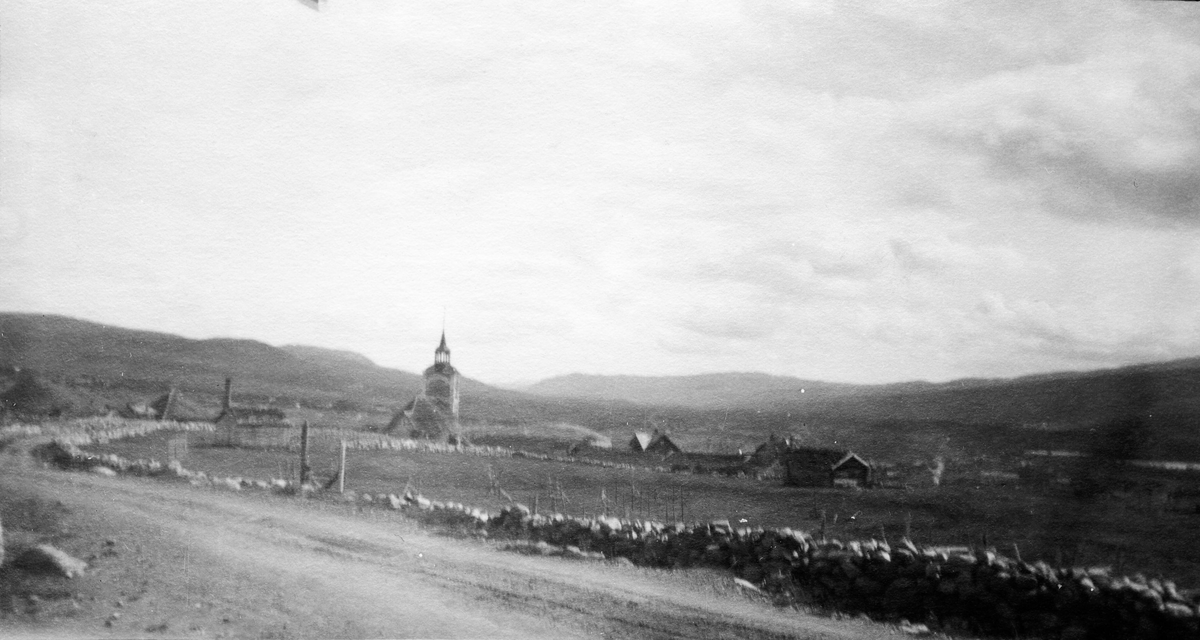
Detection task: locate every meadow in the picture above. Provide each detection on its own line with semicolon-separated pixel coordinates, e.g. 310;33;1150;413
82;425;1200;588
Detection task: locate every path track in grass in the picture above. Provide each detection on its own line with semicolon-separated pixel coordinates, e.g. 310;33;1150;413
0;457;898;640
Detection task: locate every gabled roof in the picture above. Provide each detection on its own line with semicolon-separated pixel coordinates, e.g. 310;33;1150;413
833;452;871;470
630;431;654;451
645;433;681;455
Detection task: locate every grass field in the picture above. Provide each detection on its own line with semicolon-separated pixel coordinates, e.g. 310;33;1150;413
88;427;1200;588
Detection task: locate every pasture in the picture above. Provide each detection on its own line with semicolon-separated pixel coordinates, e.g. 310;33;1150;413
88;427;1200;587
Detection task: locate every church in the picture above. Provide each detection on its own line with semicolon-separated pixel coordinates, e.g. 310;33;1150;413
388;332;461;441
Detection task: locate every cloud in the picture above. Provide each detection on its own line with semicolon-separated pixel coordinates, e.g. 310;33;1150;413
911;13;1200;224
3;0;1199;384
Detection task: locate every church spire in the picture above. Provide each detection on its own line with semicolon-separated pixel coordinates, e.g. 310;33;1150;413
435;331;450;365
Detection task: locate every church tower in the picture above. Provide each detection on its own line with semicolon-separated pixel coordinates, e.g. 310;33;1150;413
423;331;460;420
388;330;462;440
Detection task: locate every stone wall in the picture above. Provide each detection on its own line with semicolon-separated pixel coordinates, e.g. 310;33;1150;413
42;435;1200;640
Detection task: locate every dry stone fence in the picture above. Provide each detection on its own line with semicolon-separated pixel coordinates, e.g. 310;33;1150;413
32;424;1200;640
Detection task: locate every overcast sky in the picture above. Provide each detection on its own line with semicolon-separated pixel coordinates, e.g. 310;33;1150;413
2;0;1198;385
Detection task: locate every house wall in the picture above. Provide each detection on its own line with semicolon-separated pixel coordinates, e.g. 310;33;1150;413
785;461;832;487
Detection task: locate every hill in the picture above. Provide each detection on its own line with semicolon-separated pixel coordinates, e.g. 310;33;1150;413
0;312;643;433
524;359;1200;461
527;362;1200;423
3;312;1199;462
0;313;427;407
524;372;863;409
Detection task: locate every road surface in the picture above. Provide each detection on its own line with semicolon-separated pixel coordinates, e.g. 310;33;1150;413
1;456;901;639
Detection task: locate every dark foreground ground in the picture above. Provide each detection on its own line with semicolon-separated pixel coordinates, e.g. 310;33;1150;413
0;452;908;640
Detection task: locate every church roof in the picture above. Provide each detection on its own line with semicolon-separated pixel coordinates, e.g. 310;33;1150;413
436;332;450;354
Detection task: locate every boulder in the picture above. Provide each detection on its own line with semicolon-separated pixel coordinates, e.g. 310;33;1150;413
91;466;117;477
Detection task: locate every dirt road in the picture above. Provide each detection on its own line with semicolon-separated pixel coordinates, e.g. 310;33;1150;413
1;457;899;639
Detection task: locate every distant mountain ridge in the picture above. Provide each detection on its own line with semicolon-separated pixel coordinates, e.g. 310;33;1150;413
525;359;1200;423
3;312;1199;461
523;372;949;409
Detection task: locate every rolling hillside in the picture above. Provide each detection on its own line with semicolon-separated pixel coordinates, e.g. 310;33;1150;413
526;361;1200;425
525;360;1200;460
0;312;643;429
0;313;424;406
3;312;1199;462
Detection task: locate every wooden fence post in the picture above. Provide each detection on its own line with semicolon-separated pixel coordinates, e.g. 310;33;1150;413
299;421;311;485
338;440;347;494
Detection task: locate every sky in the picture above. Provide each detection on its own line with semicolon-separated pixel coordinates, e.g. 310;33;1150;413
2;0;1199;386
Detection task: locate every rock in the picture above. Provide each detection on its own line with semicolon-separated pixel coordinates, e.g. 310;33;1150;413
733;578;763;593
1165;602;1194;619
13;544;88;578
92;466;118;477
898;622;932;636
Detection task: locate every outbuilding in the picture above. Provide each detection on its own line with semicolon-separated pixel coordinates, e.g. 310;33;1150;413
629;430;682;457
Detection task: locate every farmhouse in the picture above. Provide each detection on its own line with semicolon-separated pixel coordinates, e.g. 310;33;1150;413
831;452;872;487
629;430;682;457
783;446;873;487
212;377;288;445
121;387;207;421
388;332;460;441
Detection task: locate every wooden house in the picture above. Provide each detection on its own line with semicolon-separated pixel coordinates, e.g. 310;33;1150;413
831;452;872;487
122;388;208;422
783;447;873;487
629;430;682;457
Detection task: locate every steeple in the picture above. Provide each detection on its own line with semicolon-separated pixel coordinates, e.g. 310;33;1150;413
435;331;451;365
